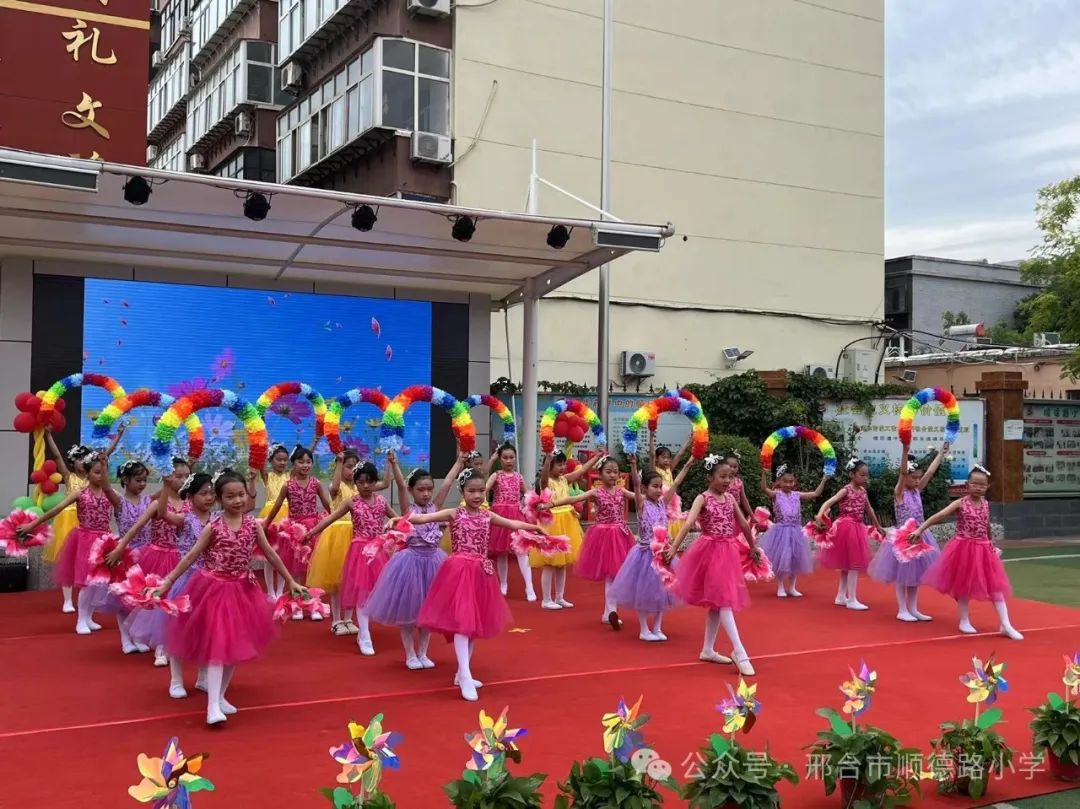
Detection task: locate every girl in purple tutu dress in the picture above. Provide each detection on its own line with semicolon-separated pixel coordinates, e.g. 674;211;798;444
161;469;301;725
102;460;153;654
815;458;882;611
412;467;543;702
610;456;694;642
486;445;535;601
364;454;459;669
21;452;120;635
665;455;758;675
307;461;398;655
553;455;636;629
869;444;948;622
264;446;331;606
915;465;1022;640
758;464;828;598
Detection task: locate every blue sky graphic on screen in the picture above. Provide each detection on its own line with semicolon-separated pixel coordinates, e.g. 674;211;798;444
81;279;432;475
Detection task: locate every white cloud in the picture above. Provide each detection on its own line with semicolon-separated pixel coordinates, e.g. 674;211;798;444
885;217;1038;263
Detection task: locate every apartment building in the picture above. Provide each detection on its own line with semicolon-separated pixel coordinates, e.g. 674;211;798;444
146;0;885;387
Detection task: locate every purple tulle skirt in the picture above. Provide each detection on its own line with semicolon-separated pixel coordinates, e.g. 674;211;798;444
759;523;814;576
819;517;872;572
609;544;679;614
167;570;277;665
135;543;180;579
868;530;941;586
418;553;512;640
488;503;523;555
923;536;1012;602
673;534;750;611
577;524;634;581
53;527;109;587
126;566;198;649
364;545;447;626
340;538;389;611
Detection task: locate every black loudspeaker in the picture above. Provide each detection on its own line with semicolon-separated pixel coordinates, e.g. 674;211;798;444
0;559;29;592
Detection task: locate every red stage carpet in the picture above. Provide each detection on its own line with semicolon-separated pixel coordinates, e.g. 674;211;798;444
2;570;1078;808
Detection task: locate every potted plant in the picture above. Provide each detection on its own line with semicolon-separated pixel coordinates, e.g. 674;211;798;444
681;679;798;808
322;715;403;808
554;695;678;808
443;706;546;809
1029;652;1080;781
805;661;923;808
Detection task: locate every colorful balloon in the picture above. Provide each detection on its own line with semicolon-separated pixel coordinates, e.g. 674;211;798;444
539;399;605;454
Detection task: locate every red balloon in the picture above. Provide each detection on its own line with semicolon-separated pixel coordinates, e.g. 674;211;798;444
568;425;585;443
54;398;66;413
40;479;59;495
23;395;41;413
41;460;57;475
553;419;569;438
47;411;66;432
13;391;34;411
13;412;37;433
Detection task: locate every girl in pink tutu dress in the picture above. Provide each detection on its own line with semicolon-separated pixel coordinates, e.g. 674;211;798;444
815;458;883;611
364;453;459;669
21;452;120;635
665;455;758;676
264;445;331;608
758;465;828;598
412;467;544;701
915;465;1022;640
723;450;753;518
486;444;535;601
161;469;302;725
610;456;694;641
869;444;947;622
306;460;398;656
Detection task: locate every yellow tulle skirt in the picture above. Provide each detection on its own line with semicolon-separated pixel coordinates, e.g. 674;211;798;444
43;505;80;564
530;509;583;568
306;518;351;592
668;518;685;541
258;502;289;521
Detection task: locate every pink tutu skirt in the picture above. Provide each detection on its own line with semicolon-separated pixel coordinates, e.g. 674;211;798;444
53;527;109;587
340;537;389;611
276;515;319;577
135;543;181;579
673;533;750;611
819;517;872;572
418;553;512;640
167;570;277;665
577;523;634;581
922;536;1011;602
488;503;523;556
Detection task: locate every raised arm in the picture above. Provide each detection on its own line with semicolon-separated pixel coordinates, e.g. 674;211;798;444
102;422;125;457
566;452;601;485
663;458;695;505
647;430;657;468
816;486;848;523
329;454;346;499
390;455;409;512
246;469;258;500
759;468;774;498
540;454;553;490
894;445;910;503
44;429;71;486
919;443;949;491
630;456;643;512
435;455;465;509
672;436;692;468
101;473;121;510
799;474;829;502
914;498;962;536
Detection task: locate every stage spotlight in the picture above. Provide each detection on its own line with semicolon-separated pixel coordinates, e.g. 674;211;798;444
351;204;377;232
243;191;271;221
546;224;571;249
123;176;152;205
451;216;476;242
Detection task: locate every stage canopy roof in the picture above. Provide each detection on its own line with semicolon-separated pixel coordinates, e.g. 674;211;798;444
0;149;673;307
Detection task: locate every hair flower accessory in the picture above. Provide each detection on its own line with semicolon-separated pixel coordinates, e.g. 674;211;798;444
602;696;650;764
844;457;862;472
128;737;212;807
465;707;527;772
329;715;403;799
703;453;722;472
961;655;1008;706
972;463;991;477
717;678;761;736
840;661;877;718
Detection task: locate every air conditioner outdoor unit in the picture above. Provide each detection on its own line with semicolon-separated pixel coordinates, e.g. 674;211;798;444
803;363;835;379
1035;332;1062;347
235;111;253;137
188;153;206;171
841;347;878;384
151;50;163;68
621;350;656;378
146;145;159;162
410;131;452;164
407;0;451;17
281;62;303;94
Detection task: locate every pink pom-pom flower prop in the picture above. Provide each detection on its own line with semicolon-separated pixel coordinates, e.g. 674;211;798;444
742;545;775;582
664;489;688;524
0;509;51;556
803;515;834;550
273;588;330;622
109;566;191;616
510;529;571;558
267;518;307;551
523;490;554;525
86;534;134;584
649;527;677;589
888;518;935;562
751;507;772;535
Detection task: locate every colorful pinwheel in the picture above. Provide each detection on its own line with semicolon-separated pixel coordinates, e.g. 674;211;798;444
840;661;877;718
128;737;213;808
961;656;1008;706
329;716;403;796
1064;652;1080;698
602;696;649;763
465;707;528;772
717;678;761;736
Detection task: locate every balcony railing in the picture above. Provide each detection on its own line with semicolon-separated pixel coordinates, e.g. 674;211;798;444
277;0;382;67
191;0;259;66
147;43;191;143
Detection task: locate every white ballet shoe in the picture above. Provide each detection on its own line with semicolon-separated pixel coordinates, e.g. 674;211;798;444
958;620;978;634
358;638;375;656
419;656;435;669
1000;624;1024;641
291;608;303;621
454;673;483;688
834;595;849;606
88;620;102;631
556;597;574;608
788;588;803;598
458;678;479;702
219;697;238;715
206;706;227;726
776;589;788;598
75;622;92;635
652;630;668;641
195;678;207;693
733;651;756;677
153;650;169;667
405;656;423;670
639;631;661;642
499;583;508;596
541;600;562;610
61;602;76;614
699;650;733;664
896;611;918;622
122;641;140;654
846;600;869;611
310;611;324;622
525;589;537;602
168;684;187;699
135;643;151;653
911;610;932;621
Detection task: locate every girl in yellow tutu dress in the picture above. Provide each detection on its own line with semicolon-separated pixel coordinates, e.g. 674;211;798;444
251;444;290;595
532;450;602;610
648;433;691;538
309;449;360;635
44;426;122;613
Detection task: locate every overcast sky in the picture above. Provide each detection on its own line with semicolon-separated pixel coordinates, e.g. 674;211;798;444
885;0;1080;262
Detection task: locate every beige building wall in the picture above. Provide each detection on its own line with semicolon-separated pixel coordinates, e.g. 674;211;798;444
891;359;1080;400
452;0;884;389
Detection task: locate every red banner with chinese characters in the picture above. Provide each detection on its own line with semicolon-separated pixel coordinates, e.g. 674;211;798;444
0;0;149;164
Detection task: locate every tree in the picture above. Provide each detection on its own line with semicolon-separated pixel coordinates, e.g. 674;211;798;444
941;310;971;330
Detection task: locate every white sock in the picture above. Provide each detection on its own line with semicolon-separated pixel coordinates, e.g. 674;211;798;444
496;555;509;591
958;599;975;631
638;612;651;635
357;613;373;650
846;571;862;602
205;663;225;721
541;567;554;602
718;607;747;660
516;553;535;598
555;567;568;600
895;583;912;614
417;629;431;660
400;627;417;659
788;575;799;593
654;613;665;636
703;608;721;654
993;598;1022;636
836;572;848;600
330;593;342;625
61;585;74;609
117;615;134;650
603;578;616;615
75;587;94;631
454;633;477;700
169;657;185;692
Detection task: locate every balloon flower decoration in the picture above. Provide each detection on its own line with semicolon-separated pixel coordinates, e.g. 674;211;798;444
622;392;709;459
898;387;960;447
380;385;476;453
539;399;606;454
760;425;837;478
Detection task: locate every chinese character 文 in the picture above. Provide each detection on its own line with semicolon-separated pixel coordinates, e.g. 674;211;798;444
62;20;117;64
62;93;110;139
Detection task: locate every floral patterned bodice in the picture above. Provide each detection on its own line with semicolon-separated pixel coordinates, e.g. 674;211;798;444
593;486;626;524
637;498;667;545
491;472;523;506
839;485;868;520
149;498;187;549
203;515;257;579
450;507;492;559
772;490;802;526
729;476;745;504
698;492;737;537
956;497;990;540
286;477;320;517
117;495;153;549
350;494;387;539
76;487;112;532
408;502;443;548
895;488;926;526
